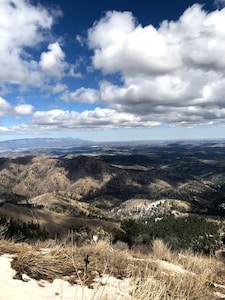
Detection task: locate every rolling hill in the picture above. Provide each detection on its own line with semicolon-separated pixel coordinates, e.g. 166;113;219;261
0;142;224;241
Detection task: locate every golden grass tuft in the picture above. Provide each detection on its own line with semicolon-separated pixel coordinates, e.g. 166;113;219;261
130;261;218;300
0;239;32;255
131;275;168;300
151;238;174;261
130;266;216;299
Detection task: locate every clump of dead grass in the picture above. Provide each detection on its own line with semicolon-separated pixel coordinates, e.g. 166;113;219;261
10;239;148;286
130;239;223;299
151;238;174;261
0;239;31;255
130;269;211;299
0;237;224;300
130;258;218;300
131;274;168;300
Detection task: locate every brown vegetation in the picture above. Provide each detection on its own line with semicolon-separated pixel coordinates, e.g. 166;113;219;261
0;237;224;299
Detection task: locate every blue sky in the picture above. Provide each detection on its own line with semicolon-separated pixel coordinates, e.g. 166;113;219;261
1;0;225;141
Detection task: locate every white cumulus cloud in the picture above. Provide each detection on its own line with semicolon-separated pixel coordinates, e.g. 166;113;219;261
0;97;11;118
87;10;180;75
83;5;225;127
39;42;67;78
62;87;100;103
31;108;159;129
14;104;34;115
0;0;65;88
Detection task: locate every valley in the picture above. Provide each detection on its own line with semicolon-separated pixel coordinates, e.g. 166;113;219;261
0;139;224;253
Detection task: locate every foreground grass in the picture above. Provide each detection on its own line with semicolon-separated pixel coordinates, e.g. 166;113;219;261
0;237;224;300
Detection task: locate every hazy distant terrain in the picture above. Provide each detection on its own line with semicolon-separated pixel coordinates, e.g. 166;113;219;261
0;137;94;156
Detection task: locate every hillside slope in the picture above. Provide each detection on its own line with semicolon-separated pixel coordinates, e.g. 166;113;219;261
0;143;225;241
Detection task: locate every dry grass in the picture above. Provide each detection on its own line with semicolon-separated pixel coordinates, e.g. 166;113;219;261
131;275;169;300
0;237;224;300
10;239;145;285
151;238;174;261
131;275;210;299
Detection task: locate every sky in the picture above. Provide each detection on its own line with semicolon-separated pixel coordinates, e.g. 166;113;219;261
1;0;225;142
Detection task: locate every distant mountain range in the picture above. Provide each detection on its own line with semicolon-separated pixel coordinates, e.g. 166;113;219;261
1;136;225;158
0;137;93;150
